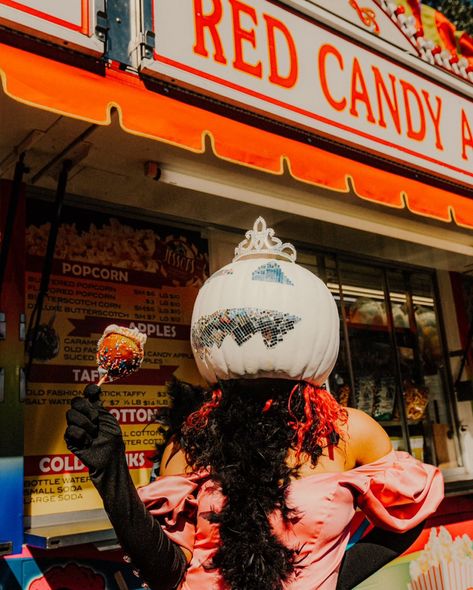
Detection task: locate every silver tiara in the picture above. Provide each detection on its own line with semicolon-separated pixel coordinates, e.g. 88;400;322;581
233;217;297;263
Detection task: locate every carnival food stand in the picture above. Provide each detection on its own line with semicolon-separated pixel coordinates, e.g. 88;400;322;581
0;1;472;588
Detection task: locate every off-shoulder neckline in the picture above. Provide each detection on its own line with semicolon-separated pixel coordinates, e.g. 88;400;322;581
161;450;399;483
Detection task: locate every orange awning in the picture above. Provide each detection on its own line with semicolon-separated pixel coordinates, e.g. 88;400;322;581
1;42;472;229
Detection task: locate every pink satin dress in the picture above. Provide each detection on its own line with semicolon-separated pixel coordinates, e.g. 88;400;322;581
137;451;444;590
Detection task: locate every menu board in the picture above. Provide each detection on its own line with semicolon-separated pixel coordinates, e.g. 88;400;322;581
24;201;208;517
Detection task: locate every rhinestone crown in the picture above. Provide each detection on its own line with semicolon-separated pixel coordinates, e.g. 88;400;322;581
233;217;297;263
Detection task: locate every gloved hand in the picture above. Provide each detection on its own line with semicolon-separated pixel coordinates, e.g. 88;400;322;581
65;384;124;474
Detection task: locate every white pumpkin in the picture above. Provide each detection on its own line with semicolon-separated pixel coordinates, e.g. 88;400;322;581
190;255;340;386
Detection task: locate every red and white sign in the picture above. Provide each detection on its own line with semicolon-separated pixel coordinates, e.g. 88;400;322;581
0;0;103;54
143;0;473;188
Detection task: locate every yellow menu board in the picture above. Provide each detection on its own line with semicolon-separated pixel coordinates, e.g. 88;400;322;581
24;202;208;516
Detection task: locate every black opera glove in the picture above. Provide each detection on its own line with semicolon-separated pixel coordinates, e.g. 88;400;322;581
64;384;187;590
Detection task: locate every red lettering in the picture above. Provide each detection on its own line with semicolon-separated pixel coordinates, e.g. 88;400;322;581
264;14;298;88
461;109;473;160
318;44;346;111
422;90;444;150
193;0;227;64
372;67;401;134
350;58;376;123
229;0;262;78
401;80;426;141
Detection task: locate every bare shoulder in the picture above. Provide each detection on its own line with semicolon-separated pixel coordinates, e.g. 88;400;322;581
159;440;192;476
343;407;393;466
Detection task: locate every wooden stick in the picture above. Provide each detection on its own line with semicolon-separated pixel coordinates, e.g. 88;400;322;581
97;374;108;386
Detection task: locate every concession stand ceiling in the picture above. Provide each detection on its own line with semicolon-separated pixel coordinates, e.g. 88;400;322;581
1;85;472;273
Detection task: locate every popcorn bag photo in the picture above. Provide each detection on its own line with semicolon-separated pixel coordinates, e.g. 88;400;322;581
408;528;473;590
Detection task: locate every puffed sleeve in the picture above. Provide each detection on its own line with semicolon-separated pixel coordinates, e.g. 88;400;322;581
137;471;207;553
343;450;444;532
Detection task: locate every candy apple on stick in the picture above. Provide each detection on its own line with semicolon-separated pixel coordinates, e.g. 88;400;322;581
84;325;147;402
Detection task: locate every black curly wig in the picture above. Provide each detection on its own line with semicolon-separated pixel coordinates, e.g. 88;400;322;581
181;378;347;590
153;378;206;471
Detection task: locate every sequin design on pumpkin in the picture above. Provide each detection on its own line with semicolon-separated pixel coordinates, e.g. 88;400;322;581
191;308;301;358
204;268;234;285
251;262;294;285
96;324;147;384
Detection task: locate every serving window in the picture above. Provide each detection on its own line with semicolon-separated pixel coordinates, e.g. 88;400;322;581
298;250;462;479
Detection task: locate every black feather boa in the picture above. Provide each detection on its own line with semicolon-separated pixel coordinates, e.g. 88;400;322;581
182;379;334;590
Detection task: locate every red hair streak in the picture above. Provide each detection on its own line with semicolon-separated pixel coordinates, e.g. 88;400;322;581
186;388;223;429
262;399;274;413
288;383;347;461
